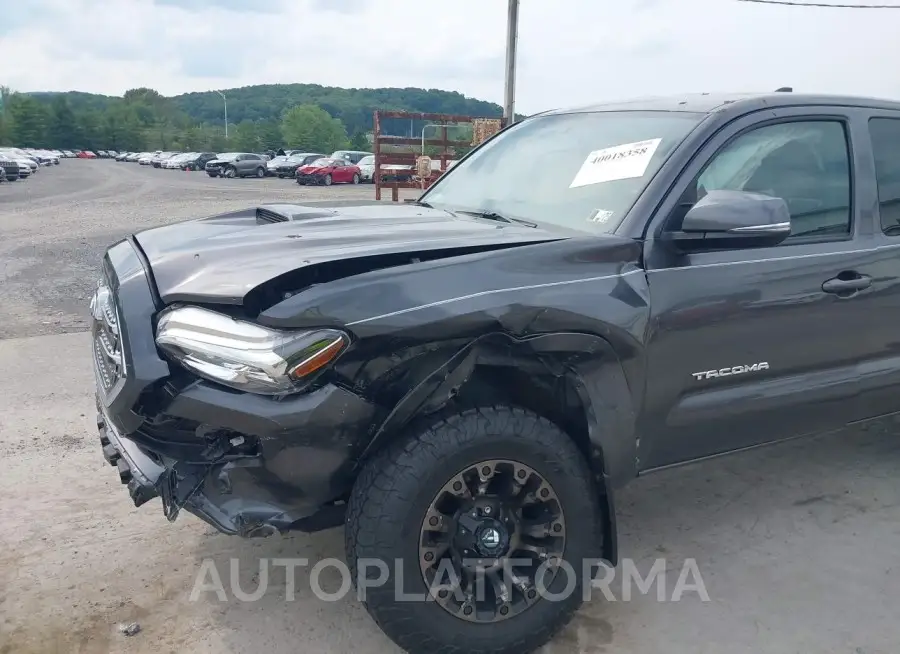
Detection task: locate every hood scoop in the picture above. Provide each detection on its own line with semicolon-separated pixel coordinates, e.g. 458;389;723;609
256;204;339;224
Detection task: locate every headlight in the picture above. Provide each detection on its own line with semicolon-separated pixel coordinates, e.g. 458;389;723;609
155;306;348;395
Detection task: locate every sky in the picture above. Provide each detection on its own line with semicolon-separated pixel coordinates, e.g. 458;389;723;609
1;0;899;114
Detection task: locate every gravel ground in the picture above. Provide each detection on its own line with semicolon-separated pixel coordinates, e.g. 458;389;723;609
1;161;899;654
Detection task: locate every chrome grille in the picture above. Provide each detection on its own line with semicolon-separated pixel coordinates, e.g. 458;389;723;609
90;281;125;392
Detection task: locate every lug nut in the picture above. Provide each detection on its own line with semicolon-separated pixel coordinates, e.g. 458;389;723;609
424;552;434;562
429;516;439;527
483;506;492;515
453;481;462;491
500;605;509;615
553;523;562;533
540;488;550;498
463;606;473;616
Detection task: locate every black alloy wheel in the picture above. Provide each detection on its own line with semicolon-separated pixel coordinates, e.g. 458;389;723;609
418;458;566;623
346;406;604;654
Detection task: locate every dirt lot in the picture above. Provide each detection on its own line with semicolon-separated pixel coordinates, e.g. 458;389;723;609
1;160;899;654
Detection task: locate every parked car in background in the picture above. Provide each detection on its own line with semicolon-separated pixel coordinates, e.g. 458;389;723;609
151;152;177;168
178;152;217;171
27;149;58;165
295;157;361;186
127;152;146;162
1;151;39;175
115;152;131;161
273;152;325;178
266;155;289;176
205;152;267;178
331;149;372;164
356;155;375;182
77;150;97;159
161;153;192;169
0;155;20;181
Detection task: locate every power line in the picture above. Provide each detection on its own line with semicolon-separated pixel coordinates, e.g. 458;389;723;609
738;0;900;7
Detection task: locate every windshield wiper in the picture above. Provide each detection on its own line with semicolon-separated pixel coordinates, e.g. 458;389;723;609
455;209;537;228
403;199;434;208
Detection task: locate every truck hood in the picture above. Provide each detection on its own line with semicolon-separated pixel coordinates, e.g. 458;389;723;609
133;203;567;305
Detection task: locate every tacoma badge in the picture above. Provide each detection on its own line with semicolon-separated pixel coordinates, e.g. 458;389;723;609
692;362;769;381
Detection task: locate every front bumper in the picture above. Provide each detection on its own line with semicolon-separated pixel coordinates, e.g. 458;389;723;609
92;240;378;537
295;173;326;185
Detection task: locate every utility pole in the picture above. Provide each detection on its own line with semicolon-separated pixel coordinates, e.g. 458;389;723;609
215;90;228;139
503;0;519;125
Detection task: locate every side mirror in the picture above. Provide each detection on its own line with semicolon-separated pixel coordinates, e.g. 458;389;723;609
668;189;791;250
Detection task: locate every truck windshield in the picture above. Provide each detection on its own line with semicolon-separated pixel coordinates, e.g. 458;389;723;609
421;110;703;234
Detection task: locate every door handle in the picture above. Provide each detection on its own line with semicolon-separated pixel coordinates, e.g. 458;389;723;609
822;274;872;295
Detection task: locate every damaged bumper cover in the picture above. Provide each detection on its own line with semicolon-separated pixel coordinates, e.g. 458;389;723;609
93;238;378;538
95;381;376;537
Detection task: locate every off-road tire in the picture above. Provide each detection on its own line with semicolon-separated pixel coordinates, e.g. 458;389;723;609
346;405;604;654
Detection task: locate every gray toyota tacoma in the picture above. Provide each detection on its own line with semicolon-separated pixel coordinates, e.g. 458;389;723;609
92;91;900;653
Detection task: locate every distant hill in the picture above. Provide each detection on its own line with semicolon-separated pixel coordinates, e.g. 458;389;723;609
27;83;507;137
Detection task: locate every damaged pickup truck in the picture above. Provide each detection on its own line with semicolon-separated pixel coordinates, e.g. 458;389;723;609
92;91;900;653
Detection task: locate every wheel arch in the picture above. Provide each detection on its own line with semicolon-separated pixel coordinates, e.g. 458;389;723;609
356;331;638;565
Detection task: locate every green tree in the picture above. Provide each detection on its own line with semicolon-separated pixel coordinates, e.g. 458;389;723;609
0;87;13;143
47;95;79;147
6;94;49;146
77;109;102;149
349;131;369;151
231;120;259;152
281;104;350;154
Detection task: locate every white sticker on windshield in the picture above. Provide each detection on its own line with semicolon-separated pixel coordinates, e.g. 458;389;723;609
588;209;615;224
569;138;662;188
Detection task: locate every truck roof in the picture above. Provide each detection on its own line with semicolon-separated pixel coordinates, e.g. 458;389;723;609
544;92;900;116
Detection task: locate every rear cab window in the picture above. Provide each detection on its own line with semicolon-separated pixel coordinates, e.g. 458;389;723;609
868;117;900;234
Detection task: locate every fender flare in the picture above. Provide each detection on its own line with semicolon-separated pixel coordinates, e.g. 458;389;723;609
359;331;638;564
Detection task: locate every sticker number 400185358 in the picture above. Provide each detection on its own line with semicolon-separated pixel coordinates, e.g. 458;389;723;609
569;138;662;188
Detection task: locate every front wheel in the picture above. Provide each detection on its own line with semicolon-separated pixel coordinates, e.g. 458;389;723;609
207;172;218;178
322;173;333;186
224;166;236;179
346;406;604;654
